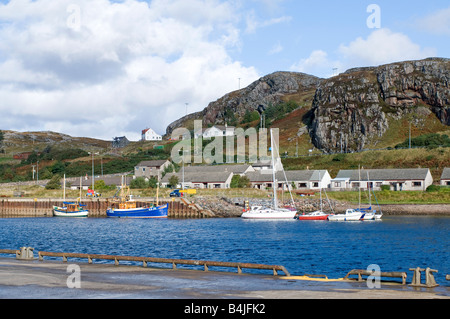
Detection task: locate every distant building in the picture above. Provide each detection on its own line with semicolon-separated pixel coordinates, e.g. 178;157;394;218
134;160;171;179
161;171;234;189
142;128;162;141
441;168;450;186
245;170;331;191
194;124;235;139
330;168;433;191
112;136;130;149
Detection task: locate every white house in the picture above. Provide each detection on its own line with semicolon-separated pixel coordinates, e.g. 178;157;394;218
245;170;331;191
142;128;162;141
441;168;450;186
330;168;433;191
194;124;235;139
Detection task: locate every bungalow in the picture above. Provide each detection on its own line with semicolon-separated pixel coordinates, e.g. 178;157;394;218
244;170;331;191
134;160;171;179
441;168;450;186
330;168;433;191
183;164;254;176
67;175;131;190
161;171;233;189
194;124;235;139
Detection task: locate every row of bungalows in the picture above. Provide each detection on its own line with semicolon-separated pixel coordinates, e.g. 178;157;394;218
133;160;447;191
330;168;434;191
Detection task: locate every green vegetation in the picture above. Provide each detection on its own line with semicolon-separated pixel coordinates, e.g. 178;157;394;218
327;187;450;205
395;133;450;149
230;175;251;188
264;101;299;124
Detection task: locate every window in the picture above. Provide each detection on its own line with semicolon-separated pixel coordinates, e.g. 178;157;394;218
334;182;341;187
413;182;422;187
313;182;319;187
298;183;307;188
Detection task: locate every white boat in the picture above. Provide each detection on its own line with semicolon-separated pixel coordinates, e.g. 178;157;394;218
53;175;89;218
241;129;297;220
327;209;363;221
53;203;89;217
242;206;297;220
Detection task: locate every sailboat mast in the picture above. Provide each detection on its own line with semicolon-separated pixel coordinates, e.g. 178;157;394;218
270;129;278;210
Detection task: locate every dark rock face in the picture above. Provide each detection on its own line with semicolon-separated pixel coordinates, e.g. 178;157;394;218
166;58;450;153
309;58;450;153
165;71;322;136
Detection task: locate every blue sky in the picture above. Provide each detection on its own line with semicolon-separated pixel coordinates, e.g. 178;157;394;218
0;0;448;140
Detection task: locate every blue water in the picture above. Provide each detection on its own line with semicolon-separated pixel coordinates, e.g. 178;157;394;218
0;216;449;285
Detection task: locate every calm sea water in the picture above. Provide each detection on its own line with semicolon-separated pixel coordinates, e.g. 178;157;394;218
0;216;449;285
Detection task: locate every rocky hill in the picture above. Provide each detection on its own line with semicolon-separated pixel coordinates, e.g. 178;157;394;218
1;130;110;155
165;71;323;135
166;57;450;154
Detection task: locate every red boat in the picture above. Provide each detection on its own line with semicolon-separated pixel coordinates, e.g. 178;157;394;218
296;211;329;221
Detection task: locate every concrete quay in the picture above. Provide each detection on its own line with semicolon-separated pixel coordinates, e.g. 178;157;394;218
0;257;448;300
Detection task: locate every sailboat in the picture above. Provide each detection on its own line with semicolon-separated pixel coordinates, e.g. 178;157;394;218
241;129;297;220
296;171;332;221
106;176;168;218
360;171;383;220
53;175;89;217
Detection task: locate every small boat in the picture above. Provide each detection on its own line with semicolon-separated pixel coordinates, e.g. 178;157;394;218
53;202;89;217
106;203;168;218
107;176;168;219
296;210;329;221
296;211;329;221
327;209;363;221
53;175;89;217
242;206;297;220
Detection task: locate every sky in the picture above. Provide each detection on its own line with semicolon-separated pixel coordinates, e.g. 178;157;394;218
0;0;449;141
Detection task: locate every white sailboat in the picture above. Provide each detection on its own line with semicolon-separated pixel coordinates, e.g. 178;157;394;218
241;129;297;220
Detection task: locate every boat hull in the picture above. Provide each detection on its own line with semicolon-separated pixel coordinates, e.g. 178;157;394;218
106;204;168;218
241;209;297;220
297;213;329;221
52;206;89;218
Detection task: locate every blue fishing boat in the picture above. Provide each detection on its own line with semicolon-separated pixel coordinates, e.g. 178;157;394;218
106;203;168;218
106;176;168;219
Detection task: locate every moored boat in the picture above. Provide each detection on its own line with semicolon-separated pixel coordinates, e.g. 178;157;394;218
296;211;329;221
53;202;89;217
242;206;297;220
327;209;363;221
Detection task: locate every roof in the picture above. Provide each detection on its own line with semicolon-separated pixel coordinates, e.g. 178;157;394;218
335;168;431;181
183;164;251;174
161;171;233;183
245;170;326;182
136;160;170;168
441;168;450;180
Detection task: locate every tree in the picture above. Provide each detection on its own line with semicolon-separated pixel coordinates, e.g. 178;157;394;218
46;174;62;189
168;175;179;188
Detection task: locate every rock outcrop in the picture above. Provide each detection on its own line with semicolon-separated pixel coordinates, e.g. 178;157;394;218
165;71;322;136
166;58;450;153
309;58;450;153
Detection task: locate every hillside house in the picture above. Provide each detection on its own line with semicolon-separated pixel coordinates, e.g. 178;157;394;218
441;168;450;186
330;168;433;191
194;124;235;139
134;160;171;179
142;128;162;141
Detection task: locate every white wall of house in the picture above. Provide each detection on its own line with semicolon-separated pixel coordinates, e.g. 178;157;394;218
142;128;162;141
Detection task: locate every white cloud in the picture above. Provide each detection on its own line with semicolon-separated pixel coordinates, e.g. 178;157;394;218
338;28;436;67
245;10;291;34
290;50;343;78
0;0;260;141
417;6;450;36
291;28;437;78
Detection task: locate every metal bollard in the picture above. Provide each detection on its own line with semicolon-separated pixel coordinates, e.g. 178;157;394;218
425;268;439;288
409;267;439;288
16;247;34;260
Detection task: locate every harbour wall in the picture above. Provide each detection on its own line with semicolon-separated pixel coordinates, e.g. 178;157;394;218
0;198;214;218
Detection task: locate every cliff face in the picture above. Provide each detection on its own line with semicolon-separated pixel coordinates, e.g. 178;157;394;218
166;58;450;153
310;58;450;153
165;71;322;135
